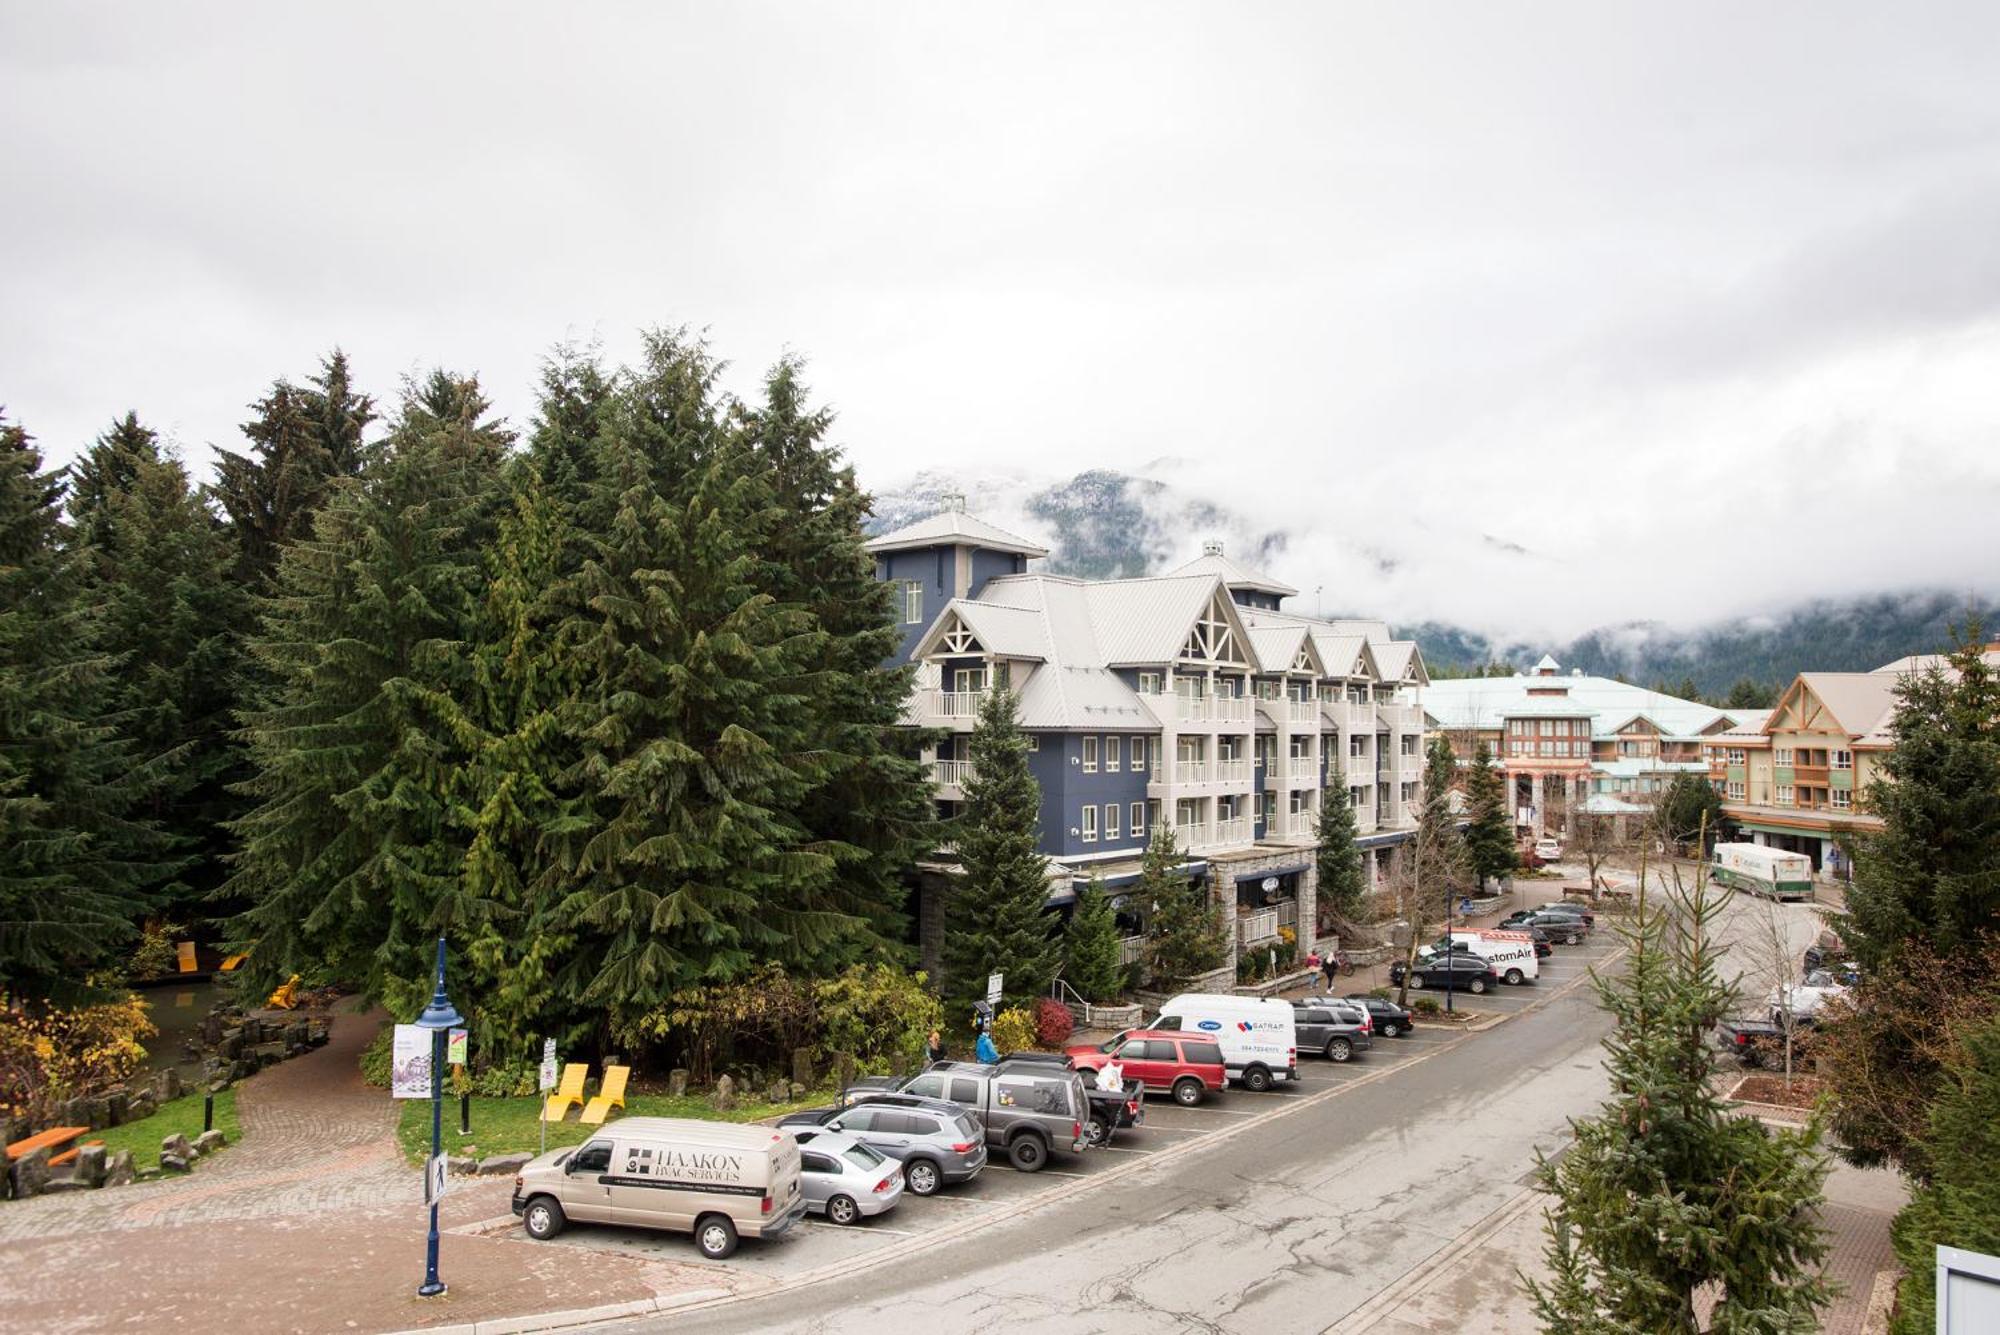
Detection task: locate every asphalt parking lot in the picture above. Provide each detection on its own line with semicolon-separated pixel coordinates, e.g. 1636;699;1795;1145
508;927;1624;1283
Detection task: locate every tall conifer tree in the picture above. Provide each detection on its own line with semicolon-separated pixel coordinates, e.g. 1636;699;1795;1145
1314;770;1368;929
1463;741;1516;890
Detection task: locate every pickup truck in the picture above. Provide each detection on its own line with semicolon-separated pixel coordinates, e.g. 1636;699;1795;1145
1715;1017;1819;1068
990;1051;1145;1147
843;1060;1090;1171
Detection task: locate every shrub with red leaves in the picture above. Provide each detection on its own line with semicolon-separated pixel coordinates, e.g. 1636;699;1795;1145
1032;997;1074;1047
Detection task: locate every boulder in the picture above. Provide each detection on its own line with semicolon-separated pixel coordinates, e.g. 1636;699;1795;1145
832;1051;856;1092
104;1091;129;1126
41;1178;90;1194
447;1155;478;1176
160;1132;192;1162
102;1149;134;1188
127;1089;157;1120
83;1097;111;1130
475;1153;530;1176
791;1049;815;1089
713;1074;736;1112
10;1146;50;1199
788;1082;806;1101
284;1022;309;1049
154;1068;183;1103
73;1143;108;1188
765;1081;790;1105
193;1130;227;1157
201;1013;224;1045
667;1068;689;1098
159;1153;191;1173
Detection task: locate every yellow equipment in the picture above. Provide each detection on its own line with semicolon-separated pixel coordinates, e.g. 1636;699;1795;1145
579;1066;630;1125
541;1063;589;1122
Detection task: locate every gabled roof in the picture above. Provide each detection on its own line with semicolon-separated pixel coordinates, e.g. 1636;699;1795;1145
864;508;1050;558
911;600;1051;662
1246;623;1318;675
1426;673;1732;737
1769;673;1899;740
1161;543;1299;598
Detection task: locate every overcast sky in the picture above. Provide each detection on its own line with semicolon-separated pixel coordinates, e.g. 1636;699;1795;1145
5;3;1998;636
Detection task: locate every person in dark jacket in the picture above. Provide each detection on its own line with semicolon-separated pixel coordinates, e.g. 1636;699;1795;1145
926;1029;946;1065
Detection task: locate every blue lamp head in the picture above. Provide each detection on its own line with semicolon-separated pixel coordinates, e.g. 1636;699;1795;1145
413;936;464;1031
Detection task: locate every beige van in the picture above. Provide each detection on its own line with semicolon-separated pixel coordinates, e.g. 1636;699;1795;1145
512;1117;805;1259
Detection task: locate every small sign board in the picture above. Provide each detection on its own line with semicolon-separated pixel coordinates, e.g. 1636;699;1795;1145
391;1024;432;1100
446;1028;468;1065
986;972;1003;1005
539;1059;558;1092
424;1154;448;1206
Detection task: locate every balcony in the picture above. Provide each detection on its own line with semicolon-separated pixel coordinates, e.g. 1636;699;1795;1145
1175;821;1210;850
929;689;989;719
1236;908;1280;946
1286;697;1321;723
1214;815;1251;845
1214;758;1250;784
1212;696;1253;724
1795;764;1830;785
932;759;975;791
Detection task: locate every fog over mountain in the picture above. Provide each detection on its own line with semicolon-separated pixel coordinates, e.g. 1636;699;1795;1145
869;466;1998;692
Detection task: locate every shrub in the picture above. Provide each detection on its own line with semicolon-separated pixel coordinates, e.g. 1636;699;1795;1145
814;964;942;1073
128;920;187;982
0;995;157;1119
1033;997;1074;1046
990;1006;1037;1054
359;1023;393;1088
1411;997;1442;1016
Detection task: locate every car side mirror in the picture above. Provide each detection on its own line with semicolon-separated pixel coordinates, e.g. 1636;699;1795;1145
824;1120;843;1133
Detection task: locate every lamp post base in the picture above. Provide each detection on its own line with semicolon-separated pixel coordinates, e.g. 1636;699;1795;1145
418;1281;448;1298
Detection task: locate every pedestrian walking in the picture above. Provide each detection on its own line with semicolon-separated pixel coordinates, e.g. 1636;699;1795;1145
1321;951;1338;989
926;1028;946;1065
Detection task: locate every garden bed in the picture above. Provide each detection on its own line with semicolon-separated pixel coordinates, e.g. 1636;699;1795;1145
93;1087;241;1172
1727;1073;1824;1110
1232;967;1320;998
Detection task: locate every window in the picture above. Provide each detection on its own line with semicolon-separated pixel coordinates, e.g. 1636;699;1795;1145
570;1140;613;1173
842;1144;886;1171
1727;748;1745;765
1832;749;1852;770
1082;736;1098;772
903;1074;945;1099
1138;671;1162;694
1727;781;1745;801
1349;735;1366;758
1776;785;1794;807
1402;735;1419;756
1104;804;1120;841
1289;790;1310;816
949;1078;980;1104
800;1151;836;1175
1831;788;1851;810
1350;785;1367;808
1131;802;1146;838
953;667;984;693
1131;737;1146;771
1775;748;1794;766
1290;735;1310;760
1081;806;1097;842
837;1108;877;1131
903;581;923;624
1401;782;1417;804
1104;737;1120;772
1026;735;1040;752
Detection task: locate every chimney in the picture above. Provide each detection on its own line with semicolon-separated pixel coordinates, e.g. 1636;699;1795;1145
1202;538;1224;556
942;490;967;513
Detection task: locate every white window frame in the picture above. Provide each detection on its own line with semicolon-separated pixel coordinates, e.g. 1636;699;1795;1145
1104;803;1120;841
1130;801;1146;838
1349;735;1366;758
1776;784;1794;807
953;667;984;693
1832;749;1852;770
1080;805;1097;842
1026;735;1039;752
1830;788;1851;810
1082;736;1097;773
903;581;923;625
1775;748;1794;766
1727;780;1745;801
1131;736;1146;772
1349;785;1367;808
1104;737;1120;772
1138;671;1162;694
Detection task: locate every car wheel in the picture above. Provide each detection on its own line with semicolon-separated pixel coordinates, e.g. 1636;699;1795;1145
522;1195;565;1241
1172;1077;1204;1107
1380;1020;1402;1039
1242;1065;1273;1093
1408;973;1426;989
1503;968;1524;986
1325;1038;1351;1063
694;1213;738;1260
1085;1116;1112;1148
1468;977;1489;995
904;1159;941;1196
1007;1134;1048;1172
826;1194;860;1226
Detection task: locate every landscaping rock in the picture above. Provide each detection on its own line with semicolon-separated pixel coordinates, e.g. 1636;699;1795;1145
83;1096;111;1130
252;1041;287;1067
765;1081;790;1105
193;1130;227;1157
160;1132;192;1163
788;1082;806;1101
41;1177;90;1194
218;1028;244;1060
105;1091;129;1127
476;1153;530;1176
284;1022;309;1048
832;1051;856;1092
159;1153;191;1173
791;1049;815;1089
103;1150;135;1188
713;1074;735;1112
10;1146;50;1199
73;1143;108;1188
667;1068;689;1098
128;1089;157;1120
154;1068;183;1103
447;1155;478;1176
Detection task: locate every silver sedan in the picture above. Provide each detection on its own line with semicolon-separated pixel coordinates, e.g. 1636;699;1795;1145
794;1131;905;1225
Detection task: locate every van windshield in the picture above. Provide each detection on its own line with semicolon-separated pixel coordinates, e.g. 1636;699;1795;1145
842;1144;884;1170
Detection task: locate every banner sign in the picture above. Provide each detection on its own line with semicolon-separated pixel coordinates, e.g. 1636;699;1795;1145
391;1024;433;1099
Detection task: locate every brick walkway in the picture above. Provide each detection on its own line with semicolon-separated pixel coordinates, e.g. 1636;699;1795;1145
0;1003;738;1333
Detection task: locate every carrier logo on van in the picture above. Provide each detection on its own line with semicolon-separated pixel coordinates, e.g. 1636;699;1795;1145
1197;1020;1222;1031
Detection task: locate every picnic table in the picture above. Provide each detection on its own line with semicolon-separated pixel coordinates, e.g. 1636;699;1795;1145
7;1126;91;1166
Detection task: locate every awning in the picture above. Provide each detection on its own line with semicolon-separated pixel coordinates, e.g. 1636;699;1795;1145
1076;859;1209;896
1232;862;1309;885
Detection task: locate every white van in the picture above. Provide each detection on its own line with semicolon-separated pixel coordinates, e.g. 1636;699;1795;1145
512;1117;806;1259
1152;993;1299;1091
1418;929;1540;985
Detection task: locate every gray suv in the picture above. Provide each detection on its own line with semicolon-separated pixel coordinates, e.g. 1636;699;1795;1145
818;1100;986;1197
871;1061;1088;1172
1292;1000;1374;1062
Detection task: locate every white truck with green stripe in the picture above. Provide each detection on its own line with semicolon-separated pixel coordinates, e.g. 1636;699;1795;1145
1711;843;1815;901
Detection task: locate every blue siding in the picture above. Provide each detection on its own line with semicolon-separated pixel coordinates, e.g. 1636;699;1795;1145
1031;732;1152;859
1026;743;1068;858
969;548;1023;598
877;549;951;663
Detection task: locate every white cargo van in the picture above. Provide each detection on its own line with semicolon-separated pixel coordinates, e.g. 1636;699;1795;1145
1151;993;1299;1091
512;1117;805;1259
1711;843;1815;901
1418;929;1540;985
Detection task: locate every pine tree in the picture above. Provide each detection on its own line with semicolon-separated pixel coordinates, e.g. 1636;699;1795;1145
943;684;1059;1013
736;353;933;961
1656;772;1724;856
1313;771;1368;930
1064;874;1125;1003
1846;622;2000;971
66;412;157;550
0;414;173;1000
1525;872;1835;1332
1419;734;1468;912
524;341;613;511
1463;741;1516;891
1886;1012;2000;1335
1724;677;1775;710
227;373;509;1008
1142;826;1227;989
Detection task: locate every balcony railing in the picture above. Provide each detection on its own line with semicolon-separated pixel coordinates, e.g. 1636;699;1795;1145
933;759;975;787
1287;697;1320;722
1166;760;1209;784
1214;758;1250;784
1214;815;1251;845
1118;934;1148;966
1237;908;1280;945
930;690;989;719
1212;696;1253;723
1175;821;1209;849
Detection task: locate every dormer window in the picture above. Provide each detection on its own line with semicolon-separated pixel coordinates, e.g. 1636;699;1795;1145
903;581;923;624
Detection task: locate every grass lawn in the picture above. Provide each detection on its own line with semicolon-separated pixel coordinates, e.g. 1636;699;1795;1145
91;1087;242;1171
394;1083;840;1166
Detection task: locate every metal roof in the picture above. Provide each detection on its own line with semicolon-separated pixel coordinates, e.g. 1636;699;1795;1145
863;508;1051;558
1160;543;1300;597
1426;673;1733;739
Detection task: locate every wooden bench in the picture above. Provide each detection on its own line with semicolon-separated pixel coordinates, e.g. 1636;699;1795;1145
6;1126;88;1163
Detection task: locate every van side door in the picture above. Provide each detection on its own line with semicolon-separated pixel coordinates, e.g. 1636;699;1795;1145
559;1138;615;1223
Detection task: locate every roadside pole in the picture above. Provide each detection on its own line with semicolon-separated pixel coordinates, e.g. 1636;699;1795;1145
538;1038;557;1159
412;937;463;1299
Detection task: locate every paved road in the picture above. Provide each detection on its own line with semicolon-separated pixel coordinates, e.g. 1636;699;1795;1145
590;937;1625;1335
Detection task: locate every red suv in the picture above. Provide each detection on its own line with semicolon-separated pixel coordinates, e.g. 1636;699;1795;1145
1065;1029;1227;1106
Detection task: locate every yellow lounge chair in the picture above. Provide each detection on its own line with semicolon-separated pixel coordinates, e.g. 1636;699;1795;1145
579;1065;629;1126
542;1063;589;1122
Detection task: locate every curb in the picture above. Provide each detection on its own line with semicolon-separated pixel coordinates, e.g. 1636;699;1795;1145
392;945;1626;1335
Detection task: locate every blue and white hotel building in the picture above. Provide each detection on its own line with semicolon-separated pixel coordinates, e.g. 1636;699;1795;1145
867;500;1429;975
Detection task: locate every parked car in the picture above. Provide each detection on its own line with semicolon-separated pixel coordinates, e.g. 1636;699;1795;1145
813;1099;988;1197
994;1052;1145;1145
1418;930;1539;985
1150;993;1301;1091
1534;901;1596;927
1499;910;1587;944
1066;1029;1227;1107
1342;994;1416;1038
1389;954;1500;994
776;1091;968;1139
795;1131;904;1225
1290;1000;1374;1062
882;1061;1090;1171
1533;837;1563;861
1768;969;1851;1023
1714;1018;1790;1069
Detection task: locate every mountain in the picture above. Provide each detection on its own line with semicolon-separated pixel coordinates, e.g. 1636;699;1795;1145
864;467;1996;696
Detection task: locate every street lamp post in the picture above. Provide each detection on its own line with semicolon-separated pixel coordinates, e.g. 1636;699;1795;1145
414;936;463;1299
1443;884;1454;1015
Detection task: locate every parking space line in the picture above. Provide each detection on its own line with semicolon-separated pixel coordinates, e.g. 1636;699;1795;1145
1090;1145;1161;1154
1028;1170;1090;1179
803;1222;922;1239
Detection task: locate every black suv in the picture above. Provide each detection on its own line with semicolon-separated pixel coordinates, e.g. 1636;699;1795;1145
1499;910;1586;944
1342;994;1416;1038
1390;954;1499;993
1291;1000;1373;1062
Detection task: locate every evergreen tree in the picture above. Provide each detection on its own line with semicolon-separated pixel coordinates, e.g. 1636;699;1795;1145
736;353;933;960
0;414;173;1000
1724;677;1775;710
1846;623;2000;972
1142;826;1228;989
1463;741;1516;891
524;341;613;511
1418;734;1468;912
1064;874;1125;1004
1656;772;1724;856
1886;1012;2000;1335
942;684;1058;1013
1313;771;1367;929
1525;873;1834;1333
68;418;250;914
227;373;509;1008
